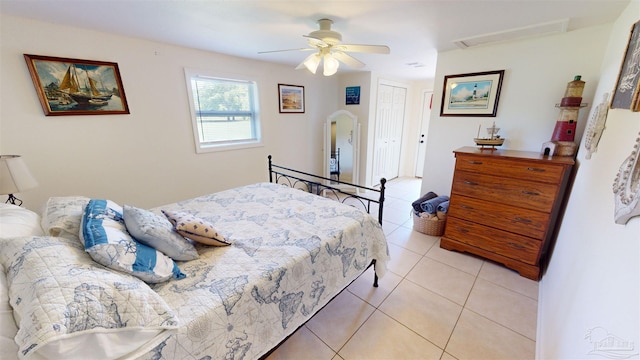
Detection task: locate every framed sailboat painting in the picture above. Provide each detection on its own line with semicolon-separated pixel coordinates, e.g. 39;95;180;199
24;54;130;116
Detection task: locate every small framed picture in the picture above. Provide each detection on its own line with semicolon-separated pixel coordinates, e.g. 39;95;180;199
611;20;640;111
346;86;360;105
278;84;305;113
440;70;505;117
24;54;129;116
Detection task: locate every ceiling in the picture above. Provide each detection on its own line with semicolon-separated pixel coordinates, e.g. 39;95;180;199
0;0;630;80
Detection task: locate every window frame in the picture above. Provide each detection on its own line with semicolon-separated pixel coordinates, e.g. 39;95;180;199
184;68;262;153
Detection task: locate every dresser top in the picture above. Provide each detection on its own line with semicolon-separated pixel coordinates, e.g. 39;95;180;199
454;146;575;165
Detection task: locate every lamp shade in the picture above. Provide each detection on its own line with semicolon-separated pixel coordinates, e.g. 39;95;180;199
302;53;321;74
323;54;339;76
0;155;38;195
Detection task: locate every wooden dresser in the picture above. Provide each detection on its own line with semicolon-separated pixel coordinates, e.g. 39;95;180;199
440;147;574;280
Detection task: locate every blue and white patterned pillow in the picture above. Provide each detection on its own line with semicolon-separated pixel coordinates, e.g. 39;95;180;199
80;199;186;283
123;205;199;261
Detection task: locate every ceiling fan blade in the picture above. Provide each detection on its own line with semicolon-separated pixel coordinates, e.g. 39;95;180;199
332;51;365;69
258;48;314;54
334;44;390;54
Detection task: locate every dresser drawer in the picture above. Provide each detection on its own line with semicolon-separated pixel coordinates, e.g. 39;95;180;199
448;195;550;239
455;154;565;183
451;171;559;212
444;217;542;265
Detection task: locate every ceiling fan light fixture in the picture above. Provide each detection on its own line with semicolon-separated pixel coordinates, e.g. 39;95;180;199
302;53;321;74
323;53;339;76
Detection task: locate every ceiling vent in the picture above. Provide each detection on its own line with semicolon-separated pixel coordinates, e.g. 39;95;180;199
453;18;569;49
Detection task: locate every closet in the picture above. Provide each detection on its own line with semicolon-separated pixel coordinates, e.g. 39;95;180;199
372;83;406;183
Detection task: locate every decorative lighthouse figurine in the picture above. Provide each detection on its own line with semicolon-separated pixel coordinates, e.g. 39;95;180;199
542;75;586;157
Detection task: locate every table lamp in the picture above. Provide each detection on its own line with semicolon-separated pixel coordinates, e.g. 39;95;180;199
0;155;38;206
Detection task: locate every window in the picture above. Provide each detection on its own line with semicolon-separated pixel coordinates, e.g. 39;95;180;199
185;69;261;153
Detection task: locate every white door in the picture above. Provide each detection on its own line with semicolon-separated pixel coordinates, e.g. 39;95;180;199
415;91;433;177
373;83;406;183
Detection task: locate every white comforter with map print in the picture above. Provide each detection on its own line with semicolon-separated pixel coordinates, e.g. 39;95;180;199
140;182;389;360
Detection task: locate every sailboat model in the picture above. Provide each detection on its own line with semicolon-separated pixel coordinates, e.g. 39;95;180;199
474;122;505;148
58;64;112;105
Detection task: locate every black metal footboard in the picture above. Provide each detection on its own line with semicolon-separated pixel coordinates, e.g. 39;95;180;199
268;155;386;288
268;155;386;225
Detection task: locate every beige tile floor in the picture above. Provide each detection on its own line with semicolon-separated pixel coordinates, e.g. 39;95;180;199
266;177;538;360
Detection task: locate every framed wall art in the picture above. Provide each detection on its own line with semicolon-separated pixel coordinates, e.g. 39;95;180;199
345;86;360;105
610;20;640;111
440;70;505;117
278;84;305;113
24;54;129;116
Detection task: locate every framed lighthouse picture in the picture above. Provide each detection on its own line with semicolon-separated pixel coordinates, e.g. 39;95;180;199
440;70;505;117
24;54;130;116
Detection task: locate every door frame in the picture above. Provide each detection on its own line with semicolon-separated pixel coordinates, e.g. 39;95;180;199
415;90;433;177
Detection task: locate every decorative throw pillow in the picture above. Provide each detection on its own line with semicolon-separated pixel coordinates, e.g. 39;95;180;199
80;199;186;283
161;210;230;246
123;205;199;261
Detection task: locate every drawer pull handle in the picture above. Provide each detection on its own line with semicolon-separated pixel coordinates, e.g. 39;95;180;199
508;242;526;250
456;227;469;234
514;217;532;224
464;180;479;186
521;190;540;196
461;205;474;210
527;167;546;173
468;160;483;165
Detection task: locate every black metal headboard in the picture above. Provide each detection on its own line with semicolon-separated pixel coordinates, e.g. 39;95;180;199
268;155;386;225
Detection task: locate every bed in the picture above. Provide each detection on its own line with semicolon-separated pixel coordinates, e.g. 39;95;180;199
0;157;389;360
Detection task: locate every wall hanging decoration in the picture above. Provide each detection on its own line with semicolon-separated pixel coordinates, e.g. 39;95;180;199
278;84;305;113
440;70;504;117
345;86;360;105
613;131;640;225
610;20;640;111
584;92;610;159
24;54;129;116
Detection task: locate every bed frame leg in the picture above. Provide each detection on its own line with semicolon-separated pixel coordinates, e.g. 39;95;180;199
372;259;379;287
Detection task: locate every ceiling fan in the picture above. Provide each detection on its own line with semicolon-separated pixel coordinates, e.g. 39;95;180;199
259;19;390;76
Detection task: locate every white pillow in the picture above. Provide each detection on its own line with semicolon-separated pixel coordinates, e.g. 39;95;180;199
123;205;199;261
80;199;186;283
40;196;90;240
0;203;44;238
0;236;179;360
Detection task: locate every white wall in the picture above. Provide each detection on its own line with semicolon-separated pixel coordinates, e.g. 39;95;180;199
0;13;429;210
537;2;639;358
0;14;339;210
338;72;430;186
422;25;610;197
338;72;373;186
420;6;639;358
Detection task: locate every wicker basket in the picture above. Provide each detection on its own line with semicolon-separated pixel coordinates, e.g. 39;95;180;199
413;211;446;236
